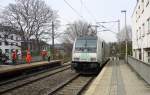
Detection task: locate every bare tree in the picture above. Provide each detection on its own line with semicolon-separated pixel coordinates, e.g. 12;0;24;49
116;25;132;57
40;15;60;42
117;25;132;42
0;0;58;50
62;20;96;43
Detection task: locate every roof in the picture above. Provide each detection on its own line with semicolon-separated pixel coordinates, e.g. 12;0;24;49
0;24;20;36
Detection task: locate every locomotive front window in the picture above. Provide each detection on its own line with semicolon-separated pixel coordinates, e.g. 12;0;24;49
86;40;97;47
75;40;86;47
75;39;97;53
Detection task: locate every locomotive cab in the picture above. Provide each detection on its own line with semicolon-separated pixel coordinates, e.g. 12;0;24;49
71;36;103;73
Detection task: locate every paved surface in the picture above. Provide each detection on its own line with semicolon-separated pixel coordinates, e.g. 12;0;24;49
0;65;15;69
0;61;49;73
84;60;150;95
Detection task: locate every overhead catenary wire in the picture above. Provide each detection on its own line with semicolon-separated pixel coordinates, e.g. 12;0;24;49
97;23;117;34
81;0;97;23
80;0;118;36
100;21;119;33
63;0;86;21
80;0;83;16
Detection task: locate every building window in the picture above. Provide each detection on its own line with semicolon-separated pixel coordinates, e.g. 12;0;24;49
4;35;8;39
5;41;9;46
142;23;145;37
142;0;144;13
146;0;149;7
0;42;2;46
139;27;141;39
142;0;144;4
5;49;9;53
102;42;104;48
11;35;13;40
136;11;139;21
11;43;13;46
16;43;18;46
0;35;1;38
136;30;138;40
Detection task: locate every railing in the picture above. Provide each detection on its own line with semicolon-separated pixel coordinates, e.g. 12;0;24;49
127;56;150;84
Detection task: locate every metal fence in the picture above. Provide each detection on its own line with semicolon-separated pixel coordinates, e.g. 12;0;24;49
127;56;150;84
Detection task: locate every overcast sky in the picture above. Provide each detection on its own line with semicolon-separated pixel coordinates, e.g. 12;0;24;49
0;0;136;42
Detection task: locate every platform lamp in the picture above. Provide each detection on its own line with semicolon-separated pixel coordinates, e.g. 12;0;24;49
121;10;128;63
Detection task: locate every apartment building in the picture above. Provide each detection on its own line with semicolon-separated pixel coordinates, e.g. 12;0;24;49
0;25;21;59
132;0;150;63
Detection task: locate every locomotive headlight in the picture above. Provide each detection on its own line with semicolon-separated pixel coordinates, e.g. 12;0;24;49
74;57;79;61
91;58;97;62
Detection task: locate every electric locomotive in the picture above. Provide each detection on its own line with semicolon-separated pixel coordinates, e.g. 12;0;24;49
71;36;109;74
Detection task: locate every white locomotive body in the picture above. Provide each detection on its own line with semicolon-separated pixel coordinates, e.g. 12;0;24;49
71;36;109;73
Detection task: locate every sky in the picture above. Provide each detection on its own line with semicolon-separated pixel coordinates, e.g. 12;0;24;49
0;0;137;43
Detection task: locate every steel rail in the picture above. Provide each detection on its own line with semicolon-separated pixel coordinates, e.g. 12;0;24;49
0;65;71;94
0;64;70;86
48;74;95;95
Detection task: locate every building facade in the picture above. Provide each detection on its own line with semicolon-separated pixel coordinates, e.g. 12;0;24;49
21;39;49;52
0;26;21;59
132;0;150;63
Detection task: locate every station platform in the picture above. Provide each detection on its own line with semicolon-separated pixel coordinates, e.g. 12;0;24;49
0;61;47;72
84;60;150;95
0;60;61;76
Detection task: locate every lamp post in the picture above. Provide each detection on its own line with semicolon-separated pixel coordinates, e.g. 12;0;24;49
121;10;128;63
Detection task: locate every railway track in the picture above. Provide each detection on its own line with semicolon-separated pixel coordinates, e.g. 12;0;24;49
48;74;95;95
0;64;71;95
0;63;70;86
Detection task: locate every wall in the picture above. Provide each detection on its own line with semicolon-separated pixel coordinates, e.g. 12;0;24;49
128;56;150;84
